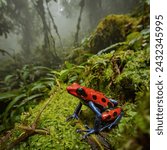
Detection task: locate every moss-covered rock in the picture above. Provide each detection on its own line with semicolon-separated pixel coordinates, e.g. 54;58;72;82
66;47;93;65
111;47;150;101
83;15;139;53
107;90;150;150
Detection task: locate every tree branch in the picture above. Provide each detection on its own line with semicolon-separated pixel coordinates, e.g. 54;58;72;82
5;96;52;150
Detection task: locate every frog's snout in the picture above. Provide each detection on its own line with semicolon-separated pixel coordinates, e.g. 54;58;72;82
66;86;72;93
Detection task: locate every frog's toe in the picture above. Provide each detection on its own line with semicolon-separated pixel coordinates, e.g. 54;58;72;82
76;128;92;133
76;129;83;133
82;129;96;139
84;124;90;129
66;113;79;121
82;134;88;140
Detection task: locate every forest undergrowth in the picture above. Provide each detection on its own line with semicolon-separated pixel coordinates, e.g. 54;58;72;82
0;2;150;149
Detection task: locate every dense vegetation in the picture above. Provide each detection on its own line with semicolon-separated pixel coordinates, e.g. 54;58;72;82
0;0;149;149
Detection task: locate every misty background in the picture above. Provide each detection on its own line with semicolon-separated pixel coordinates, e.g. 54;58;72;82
0;0;140;70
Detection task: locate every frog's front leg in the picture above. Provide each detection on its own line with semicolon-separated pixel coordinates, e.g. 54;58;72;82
66;102;82;121
77;101;102;138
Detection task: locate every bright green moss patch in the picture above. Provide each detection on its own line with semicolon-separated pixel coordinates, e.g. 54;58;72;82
8;86;90;150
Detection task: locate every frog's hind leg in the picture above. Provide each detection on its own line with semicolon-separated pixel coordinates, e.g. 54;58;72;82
76;124;91;133
77;127;98;139
108;112;123;129
100;112;124;131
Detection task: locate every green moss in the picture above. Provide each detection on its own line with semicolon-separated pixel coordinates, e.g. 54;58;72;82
107;90;150;150
9;85;90;150
66;47;93;65
83;15;139;53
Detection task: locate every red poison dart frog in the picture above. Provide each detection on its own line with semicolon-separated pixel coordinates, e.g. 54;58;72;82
66;83;123;138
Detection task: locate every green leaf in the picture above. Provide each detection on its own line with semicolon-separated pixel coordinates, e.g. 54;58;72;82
43;81;54;87
126;32;141;43
30;83;46;93
4;74;16;84
75;65;85;70
51;70;60;76
64;61;74;69
33;66;52;71
0;91;18;102
22;70;29;81
59;69;69;81
3;93;27;125
68;75;78;83
40;77;55;82
16;93;44;107
141;28;150;35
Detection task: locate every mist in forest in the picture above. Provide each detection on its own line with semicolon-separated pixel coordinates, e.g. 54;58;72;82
0;0;139;65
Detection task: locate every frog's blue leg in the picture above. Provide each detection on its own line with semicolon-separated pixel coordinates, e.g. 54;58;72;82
88;101;102;131
109;98;118;107
77;101;102;138
108;112;123;129
66;102;82;121
100;112;124;131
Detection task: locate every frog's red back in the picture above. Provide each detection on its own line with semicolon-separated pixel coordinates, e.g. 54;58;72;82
81;86;114;109
67;83;114;109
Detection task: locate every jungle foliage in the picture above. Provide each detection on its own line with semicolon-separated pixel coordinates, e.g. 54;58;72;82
0;65;57;133
0;0;149;149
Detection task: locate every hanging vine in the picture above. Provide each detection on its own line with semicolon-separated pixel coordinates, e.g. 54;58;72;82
74;0;85;46
46;1;64;51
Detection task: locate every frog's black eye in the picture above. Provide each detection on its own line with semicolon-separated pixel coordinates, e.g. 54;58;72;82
76;88;83;95
76;88;87;97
